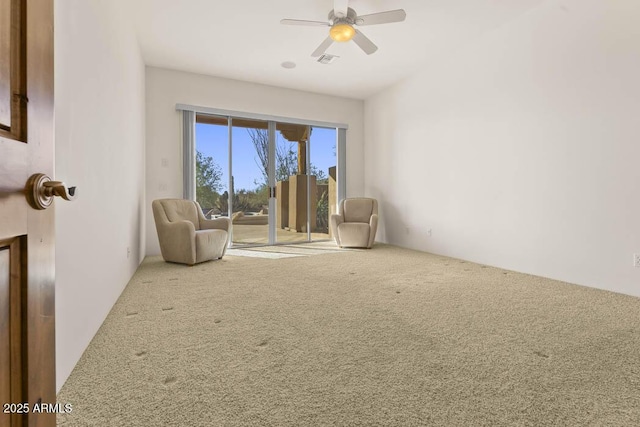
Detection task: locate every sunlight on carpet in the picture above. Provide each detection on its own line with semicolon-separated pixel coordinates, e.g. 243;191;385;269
225;248;303;259
226;241;351;259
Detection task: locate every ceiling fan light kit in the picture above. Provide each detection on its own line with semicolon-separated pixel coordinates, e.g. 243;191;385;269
330;23;355;42
280;1;406;57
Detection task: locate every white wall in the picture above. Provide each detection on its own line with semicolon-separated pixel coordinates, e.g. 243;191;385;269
365;0;640;297
55;1;146;390
145;67;364;255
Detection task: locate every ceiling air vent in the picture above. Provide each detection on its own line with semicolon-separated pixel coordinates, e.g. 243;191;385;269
317;54;338;64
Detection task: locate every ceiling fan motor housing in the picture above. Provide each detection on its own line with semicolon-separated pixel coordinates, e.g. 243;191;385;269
328;7;358;25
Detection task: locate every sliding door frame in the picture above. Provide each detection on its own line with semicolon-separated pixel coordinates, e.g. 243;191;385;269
179;104;348;131
180;105;348;247
305;125;312;242
267;121;277;244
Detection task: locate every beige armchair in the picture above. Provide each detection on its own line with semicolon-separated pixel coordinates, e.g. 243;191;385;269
152;199;231;265
330;198;378;248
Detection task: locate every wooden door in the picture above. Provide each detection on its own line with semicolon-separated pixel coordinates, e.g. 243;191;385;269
0;0;55;426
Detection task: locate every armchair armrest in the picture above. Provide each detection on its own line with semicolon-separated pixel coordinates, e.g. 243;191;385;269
161;219;196;236
369;214;378;229
158;220;197;264
368;214;378;248
330;214;344;247
200;217;231;232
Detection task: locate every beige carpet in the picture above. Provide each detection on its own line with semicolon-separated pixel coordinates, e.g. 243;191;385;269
57;244;640;426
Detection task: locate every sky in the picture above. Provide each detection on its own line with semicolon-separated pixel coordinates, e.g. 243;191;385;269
196;123;337;192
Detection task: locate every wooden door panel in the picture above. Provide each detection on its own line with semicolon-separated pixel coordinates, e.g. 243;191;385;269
0;139;28;240
0;0;54;426
0;0;11;128
24;0;55;426
0;0;26;143
0;247;10;427
0;237;25;427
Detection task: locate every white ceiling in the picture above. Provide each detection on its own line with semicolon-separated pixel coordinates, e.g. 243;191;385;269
124;0;546;100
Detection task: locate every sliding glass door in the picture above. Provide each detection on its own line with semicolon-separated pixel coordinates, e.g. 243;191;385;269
194;116;228;220
193;113;341;247
309;127;337;241
273;122;310;244
230;119;270;245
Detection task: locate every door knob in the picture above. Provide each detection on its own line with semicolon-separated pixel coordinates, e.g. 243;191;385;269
26;173;78;210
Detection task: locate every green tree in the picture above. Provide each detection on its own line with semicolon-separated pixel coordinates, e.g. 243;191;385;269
196;151;223;210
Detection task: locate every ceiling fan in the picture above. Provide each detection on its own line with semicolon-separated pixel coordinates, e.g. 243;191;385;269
280;0;406;57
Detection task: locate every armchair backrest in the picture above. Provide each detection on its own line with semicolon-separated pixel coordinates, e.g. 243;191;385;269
153;199;201;230
340;198;378;223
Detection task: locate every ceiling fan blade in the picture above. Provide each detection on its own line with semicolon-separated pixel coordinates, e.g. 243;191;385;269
352;30;378;55
280;19;329;27
356;9;406;26
333;0;349;18
311;36;334;57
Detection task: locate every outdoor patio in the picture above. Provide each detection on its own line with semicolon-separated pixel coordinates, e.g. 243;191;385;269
230;223;330;246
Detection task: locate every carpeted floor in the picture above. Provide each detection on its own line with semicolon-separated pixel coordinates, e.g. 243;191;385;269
57;243;640;426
